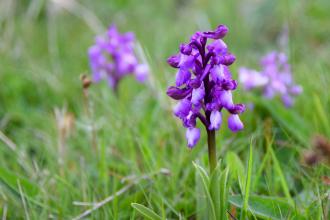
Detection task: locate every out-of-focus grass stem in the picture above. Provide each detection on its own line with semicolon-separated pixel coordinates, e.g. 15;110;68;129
81;75;98;152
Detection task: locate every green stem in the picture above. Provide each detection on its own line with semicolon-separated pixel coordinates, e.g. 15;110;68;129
207;129;217;173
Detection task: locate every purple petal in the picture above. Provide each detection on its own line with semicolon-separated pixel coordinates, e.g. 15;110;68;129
92;70;103;83
186;127;200;148
134;64;148;82
290;85;303;95
190;32;202;42
107;25;118;37
239;67;269;90
278;52;288;64
228;104;246;114
191;83;205;105
278;72;292;84
188;78;202;88
228;114;244;132
271;80;287;94
122;32;135;42
210;65;226;82
95;36;108;50
220;53;236;65
184;111;197;128
167;54;180;68
180;43;192;55
88;45;102;60
260;51;277;66
221;79;237;90
106;76;117;89
209;110;222;130
178;54;195;69
219;90;234;109
202;24;228;39
210;64;232;83
175;68;191;86
207;39;227;53
281;94;294;108
117;52;138;73
263;86;275;99
206;102;218;111
167;86;192;100
173;99;191;119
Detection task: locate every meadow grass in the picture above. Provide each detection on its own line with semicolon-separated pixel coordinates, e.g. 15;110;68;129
0;0;329;219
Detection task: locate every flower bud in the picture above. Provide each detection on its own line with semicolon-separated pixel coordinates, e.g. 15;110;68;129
202;24;228;39
167;55;180;68
180;43;192;55
166;86;191;100
220;54;236;65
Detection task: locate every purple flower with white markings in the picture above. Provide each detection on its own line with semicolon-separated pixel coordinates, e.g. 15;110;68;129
239;51;302;107
88;25;148;91
166;25;245;152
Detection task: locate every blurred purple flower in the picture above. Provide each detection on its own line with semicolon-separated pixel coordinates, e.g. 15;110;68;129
88;25;148;91
167;25;245;148
239;51;302;107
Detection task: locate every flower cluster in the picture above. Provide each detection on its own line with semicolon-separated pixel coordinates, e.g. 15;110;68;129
88;25;148;91
239;51;302;107
166;25;245;148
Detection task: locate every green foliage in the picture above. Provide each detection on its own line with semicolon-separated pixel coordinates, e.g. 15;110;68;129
229;195;301;219
226;151;245;193
194;162;230;220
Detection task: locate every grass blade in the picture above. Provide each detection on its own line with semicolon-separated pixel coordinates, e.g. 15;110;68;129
219;167;229;220
131;203;162;220
267;142;294;207
313;94;330;136
226;151;245;193
241;141;253;219
0;166;39;198
258;99;309;146
210;163;221;219
193;162;216;220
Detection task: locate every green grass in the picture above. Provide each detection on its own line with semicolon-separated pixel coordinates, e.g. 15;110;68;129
0;0;330;219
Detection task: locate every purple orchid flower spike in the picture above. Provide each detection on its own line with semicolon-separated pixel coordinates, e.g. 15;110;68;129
239;51;302;107
166;24;245;172
88;25;148;92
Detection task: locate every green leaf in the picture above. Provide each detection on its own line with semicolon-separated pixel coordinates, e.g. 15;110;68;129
229;195;302;220
226;151;245;193
209;162;230;220
193;162;216;220
313;94;330;136
241;142;253;219
267;142;294;207
306;200;321;219
219;168;229;220
196;163;208;220
0;166;58;213
210;164;221;220
0;166;39;198
253;144;272;191
258;99;309;147
131;203;162;220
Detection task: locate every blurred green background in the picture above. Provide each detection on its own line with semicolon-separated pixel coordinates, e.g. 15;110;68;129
0;0;329;219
